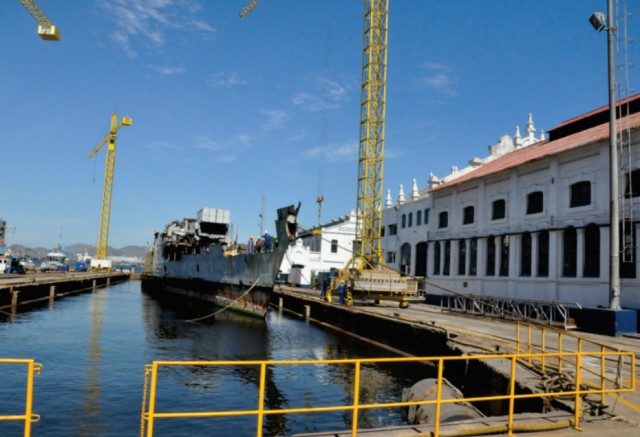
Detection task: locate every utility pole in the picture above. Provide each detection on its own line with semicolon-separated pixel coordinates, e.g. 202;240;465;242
258;196;266;236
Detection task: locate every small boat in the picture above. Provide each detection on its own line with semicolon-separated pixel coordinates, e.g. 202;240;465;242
141;204;300;318
39;250;68;272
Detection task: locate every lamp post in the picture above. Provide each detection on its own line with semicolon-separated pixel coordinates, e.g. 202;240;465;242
590;0;621;310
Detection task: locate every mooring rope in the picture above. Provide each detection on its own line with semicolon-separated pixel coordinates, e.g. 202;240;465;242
185;273;265;323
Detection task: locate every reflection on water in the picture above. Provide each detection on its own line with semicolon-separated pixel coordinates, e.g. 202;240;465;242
0;281;433;436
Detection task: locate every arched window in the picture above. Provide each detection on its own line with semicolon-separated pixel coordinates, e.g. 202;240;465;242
583;224;599;278
563;226;577;277
486;236;496;276
570;181;591;207
438;211;448;228
526;191;543;215
463;206;475;225
458;240;466;275
416;210;422;226
400;243;411;275
469;238;477;276
492;199;506;220
537;231;549;277
520;232;532;276
443;241;451;276
499;235;510;277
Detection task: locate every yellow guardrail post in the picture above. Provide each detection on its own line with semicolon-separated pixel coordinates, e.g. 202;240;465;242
24;360;41;437
146;362;159;437
507;354;517;437
434;358;444;437
257;363;267;437
558;331;563;373
540;327;546;373
527;324;532;366
351;361;361;437
574;345;583;430
600;345;606;406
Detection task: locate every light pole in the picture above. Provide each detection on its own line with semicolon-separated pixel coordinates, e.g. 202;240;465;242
590;0;621;310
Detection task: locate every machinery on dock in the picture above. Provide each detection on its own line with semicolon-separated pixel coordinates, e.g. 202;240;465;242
239;0;416;308
18;0;60;40
87;113;132;271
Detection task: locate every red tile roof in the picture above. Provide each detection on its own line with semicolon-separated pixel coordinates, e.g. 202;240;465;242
429;109;640;193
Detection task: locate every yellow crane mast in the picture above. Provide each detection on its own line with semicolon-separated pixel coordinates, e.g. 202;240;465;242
87;113;132;271
239;0;415;307
18;0;60;40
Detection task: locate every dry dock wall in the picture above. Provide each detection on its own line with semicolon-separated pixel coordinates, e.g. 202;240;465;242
272;289;546;417
0;273;129;309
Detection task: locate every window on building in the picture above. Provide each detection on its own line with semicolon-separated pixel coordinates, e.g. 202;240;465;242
388;224;397;236
469;238;477;276
583;224;600;278
570;181;591;208
537;231;549;277
458;240;466;275
486;236;496;276
492;199;506;220
401;214;406;228
416;210;422;226
331;239;338;253
499;235;509;277
400;243;411;274
621;220;636;278
433;242;441;275
386;251;396;264
562;226;577;277
463;206;475;225
520;232;532;276
438;211;448;229
443;241;451;276
526;191;543;215
408;212;413;228
381;226;385;237
305;235;321;253
424;208;430;224
624;169;640;198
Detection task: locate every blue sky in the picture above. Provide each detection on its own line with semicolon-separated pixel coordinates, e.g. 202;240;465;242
1;0;639;250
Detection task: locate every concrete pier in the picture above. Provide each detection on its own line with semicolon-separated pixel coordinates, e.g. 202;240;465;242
0;272;129;310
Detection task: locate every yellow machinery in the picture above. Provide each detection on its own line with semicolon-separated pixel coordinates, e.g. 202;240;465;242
87;113;132;271
239;0;416;307
18;0;60;40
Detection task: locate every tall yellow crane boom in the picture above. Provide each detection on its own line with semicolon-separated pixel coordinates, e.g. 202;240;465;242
18;0;60;40
88;113;132;269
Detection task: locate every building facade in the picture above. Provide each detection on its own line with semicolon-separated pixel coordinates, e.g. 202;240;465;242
381;97;640;312
281;211;356;287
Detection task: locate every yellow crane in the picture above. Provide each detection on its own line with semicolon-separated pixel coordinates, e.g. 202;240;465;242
18;0;60;40
87;113;132;271
240;0;415;307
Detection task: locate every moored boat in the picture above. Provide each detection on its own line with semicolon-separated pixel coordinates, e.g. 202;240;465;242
141;204;299;318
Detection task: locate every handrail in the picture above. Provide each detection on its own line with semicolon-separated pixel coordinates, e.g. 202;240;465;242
140;349;635;437
0;358;42;437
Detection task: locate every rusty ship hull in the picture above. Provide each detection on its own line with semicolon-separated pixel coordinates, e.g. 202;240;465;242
141;204;299;318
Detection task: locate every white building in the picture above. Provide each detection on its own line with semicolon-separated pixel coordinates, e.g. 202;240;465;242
381;96;640;315
281;211;356;287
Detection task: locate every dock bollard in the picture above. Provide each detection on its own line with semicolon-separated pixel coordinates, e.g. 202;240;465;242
304;305;310;320
49;285;56;299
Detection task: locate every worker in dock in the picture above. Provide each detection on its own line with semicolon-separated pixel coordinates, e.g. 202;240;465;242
264;231;271;252
338;280;346;305
321;277;329;299
248;236;254;254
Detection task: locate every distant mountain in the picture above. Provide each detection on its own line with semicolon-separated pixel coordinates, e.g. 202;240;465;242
8;243;148;260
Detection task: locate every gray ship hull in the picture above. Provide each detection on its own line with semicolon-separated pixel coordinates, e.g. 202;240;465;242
141;204;299;318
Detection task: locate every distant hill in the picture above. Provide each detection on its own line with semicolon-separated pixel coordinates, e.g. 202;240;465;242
8;243;148;260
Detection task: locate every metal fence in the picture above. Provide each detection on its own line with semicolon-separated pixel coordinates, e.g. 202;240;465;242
0;358;42;437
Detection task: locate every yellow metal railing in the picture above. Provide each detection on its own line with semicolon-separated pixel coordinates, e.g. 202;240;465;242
516;321;638;406
140;349;635;437
0;359;42;437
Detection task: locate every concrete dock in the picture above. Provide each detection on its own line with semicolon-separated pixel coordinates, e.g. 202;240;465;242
274;285;640;436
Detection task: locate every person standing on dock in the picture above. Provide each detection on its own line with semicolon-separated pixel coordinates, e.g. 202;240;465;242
264;231;271;252
338;280;346;305
321;277;329;299
248;236;254;253
256;237;262;253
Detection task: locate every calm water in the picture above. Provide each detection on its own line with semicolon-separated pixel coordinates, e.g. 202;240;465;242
0;280;432;436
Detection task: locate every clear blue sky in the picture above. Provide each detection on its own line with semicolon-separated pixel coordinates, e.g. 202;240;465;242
1;0;638;250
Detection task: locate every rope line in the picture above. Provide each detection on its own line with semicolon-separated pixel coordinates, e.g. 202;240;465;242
185;273;265;323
